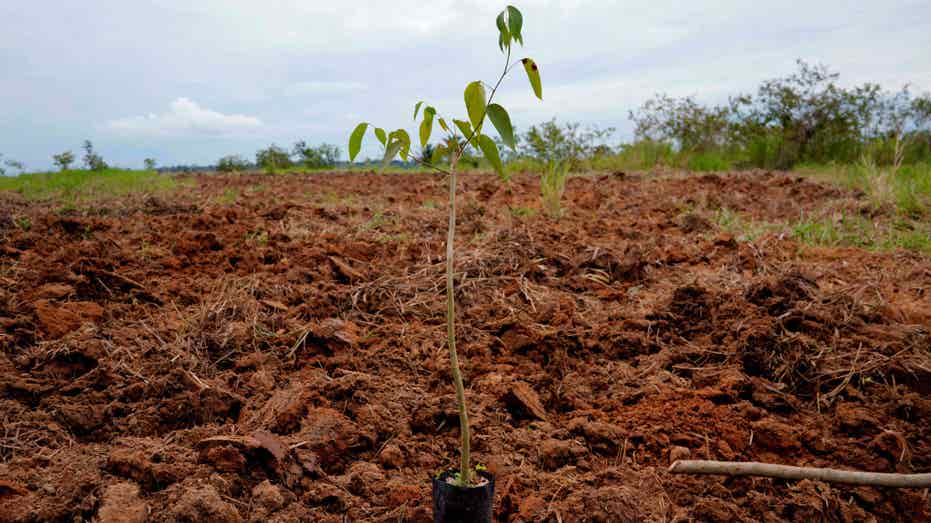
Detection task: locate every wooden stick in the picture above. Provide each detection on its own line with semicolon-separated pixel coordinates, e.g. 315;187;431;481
669;460;931;488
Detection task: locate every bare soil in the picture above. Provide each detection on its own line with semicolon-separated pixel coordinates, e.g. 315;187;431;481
0;170;928;522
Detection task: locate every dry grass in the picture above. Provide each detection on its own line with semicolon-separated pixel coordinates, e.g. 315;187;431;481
172;276;265;376
0;401;73;463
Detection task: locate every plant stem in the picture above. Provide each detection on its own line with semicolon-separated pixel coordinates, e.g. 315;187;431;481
445;154;471;487
441;43;514;489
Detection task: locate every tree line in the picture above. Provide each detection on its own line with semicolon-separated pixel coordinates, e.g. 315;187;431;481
0;139;341;175
4;61;928;176
360;60;931;174
469;60;930;173
1;141;160;174
628;60;931;169
215;142;340;173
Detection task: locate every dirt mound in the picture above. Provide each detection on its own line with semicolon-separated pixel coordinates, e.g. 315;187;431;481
0;171;928;521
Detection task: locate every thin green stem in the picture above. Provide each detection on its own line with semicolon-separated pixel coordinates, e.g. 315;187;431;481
445;153;471;486
407;153;452;176
445;42;516;488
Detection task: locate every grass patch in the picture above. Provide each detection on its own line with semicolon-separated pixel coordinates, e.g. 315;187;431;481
789;162;930;254
509;206;536;218
791;212;930;254
713;208;781;242
540;160;569;218
713;206;930;255
0;169;178;203
791;213;874;249
685;151;731;172
795;162;931;218
318;190;356;207
503;142;735;175
217;188;240;204
610;140;676;171
360;211;396;232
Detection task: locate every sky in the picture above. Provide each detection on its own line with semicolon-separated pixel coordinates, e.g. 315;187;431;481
1;0;930;170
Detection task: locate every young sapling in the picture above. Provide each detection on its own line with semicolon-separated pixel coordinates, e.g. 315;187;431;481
348;5;542;490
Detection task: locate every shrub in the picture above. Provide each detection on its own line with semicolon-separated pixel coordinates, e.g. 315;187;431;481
293;141;340;169
518;119;614;169
630;94;732;153
256;145;292;173
82;140;108;171
629;60;931;169
53;151;75;171
216;155;249;173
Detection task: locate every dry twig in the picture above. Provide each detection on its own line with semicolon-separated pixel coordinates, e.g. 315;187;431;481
669;460;931;488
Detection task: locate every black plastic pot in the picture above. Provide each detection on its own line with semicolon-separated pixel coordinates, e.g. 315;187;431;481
431;470;495;523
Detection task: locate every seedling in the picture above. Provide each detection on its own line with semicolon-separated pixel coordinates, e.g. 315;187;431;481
14;216;31;232
348;5;542;489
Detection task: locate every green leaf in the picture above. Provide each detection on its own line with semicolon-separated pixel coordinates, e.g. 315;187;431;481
413;101;424;120
438;118;450;133
453;119;473;143
464;81;487;131
521;58;542;100
478;134;506;180
507;6;523;45
496;11;510;51
374;127;387;146
392;129;412;160
431;144;448;165
486;104;515;150
349;122;368;162
419;110;434;148
383;140;402;168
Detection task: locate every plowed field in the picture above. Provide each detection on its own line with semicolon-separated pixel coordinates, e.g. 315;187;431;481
1;171;928;521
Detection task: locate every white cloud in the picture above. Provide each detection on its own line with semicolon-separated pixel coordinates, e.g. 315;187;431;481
284;81;366;97
106;98;263;137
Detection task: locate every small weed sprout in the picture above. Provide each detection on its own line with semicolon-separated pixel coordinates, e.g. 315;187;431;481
348;4;542;487
247;230;269;246
14;216;31;232
540;159;569;218
510;205;536;218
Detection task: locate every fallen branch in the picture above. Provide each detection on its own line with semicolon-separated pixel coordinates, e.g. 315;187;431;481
669;460;931;488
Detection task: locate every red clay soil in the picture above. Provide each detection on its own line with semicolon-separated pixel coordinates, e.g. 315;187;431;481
0;170;928;522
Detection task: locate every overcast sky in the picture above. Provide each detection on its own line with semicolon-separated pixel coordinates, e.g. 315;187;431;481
2;0;930;170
